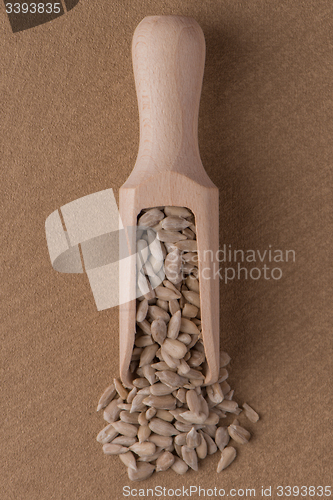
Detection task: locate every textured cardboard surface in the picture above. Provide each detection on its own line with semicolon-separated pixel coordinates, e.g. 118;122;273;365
1;1;332;499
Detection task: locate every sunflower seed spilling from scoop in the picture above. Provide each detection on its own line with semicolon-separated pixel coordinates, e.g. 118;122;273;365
97;206;259;480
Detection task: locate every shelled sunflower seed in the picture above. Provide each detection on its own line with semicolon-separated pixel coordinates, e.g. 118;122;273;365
97;206;260;480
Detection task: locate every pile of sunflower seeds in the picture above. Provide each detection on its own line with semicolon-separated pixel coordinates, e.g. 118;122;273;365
96;207;259;481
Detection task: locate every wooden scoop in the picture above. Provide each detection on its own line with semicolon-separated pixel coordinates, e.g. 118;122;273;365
119;16;219;388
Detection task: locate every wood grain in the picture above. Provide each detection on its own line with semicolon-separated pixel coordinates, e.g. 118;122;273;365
119;16;219;388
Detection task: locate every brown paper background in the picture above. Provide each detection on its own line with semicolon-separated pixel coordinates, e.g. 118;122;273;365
1;1;332;499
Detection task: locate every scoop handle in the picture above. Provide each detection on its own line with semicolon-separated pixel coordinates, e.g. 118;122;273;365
131;16;206;178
